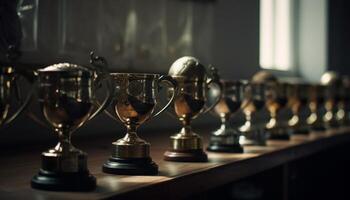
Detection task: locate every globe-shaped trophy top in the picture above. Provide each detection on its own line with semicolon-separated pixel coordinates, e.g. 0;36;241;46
251;70;278;84
168;56;207;81
320;71;341;86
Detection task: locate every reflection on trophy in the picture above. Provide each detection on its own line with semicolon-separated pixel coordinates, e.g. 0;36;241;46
207;80;247;153
102;73;176;175
337;76;350;126
239;82;266;146
31;53;113;191
306;84;326;131
287;83;309;134
164;56;221;162
320;71;341;129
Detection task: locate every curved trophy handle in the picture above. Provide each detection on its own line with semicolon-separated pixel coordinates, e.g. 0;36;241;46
151;75;178;119
4;72;34;125
88;51;114;120
201;65;223;115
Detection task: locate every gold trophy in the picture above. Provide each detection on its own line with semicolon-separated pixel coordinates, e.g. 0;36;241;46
31;52;113;191
239;82;266;146
102;73;177;175
320;71;341;129
207;80;248;153
336;76;350;126
287;83;309;134
164;56;221;162
306;84;326;131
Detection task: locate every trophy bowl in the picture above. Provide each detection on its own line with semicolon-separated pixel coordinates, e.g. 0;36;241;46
164;56;222;162
207;80;248;153
31;53;113;191
239;82;266;146
306;84;326;131
287;83;309;134
102;73;177;175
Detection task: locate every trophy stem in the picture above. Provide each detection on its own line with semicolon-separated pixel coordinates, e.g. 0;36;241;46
54;128;74;153
180;117;195;136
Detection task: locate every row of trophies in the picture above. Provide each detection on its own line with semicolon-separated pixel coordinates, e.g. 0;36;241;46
1;52;349;191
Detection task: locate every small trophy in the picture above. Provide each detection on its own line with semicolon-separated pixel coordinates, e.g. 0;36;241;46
207;80;247;153
164;57;222;162
31;53;113;191
306;84;326;131
239;82;266;146
287;83;309;134
265;82;290;140
336;76;350;126
320;71;341;129
102;73;177;175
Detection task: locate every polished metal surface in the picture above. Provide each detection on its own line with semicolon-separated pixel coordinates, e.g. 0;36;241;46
108;73;176;158
306;84;326;130
37;61;112;173
287;83;309;132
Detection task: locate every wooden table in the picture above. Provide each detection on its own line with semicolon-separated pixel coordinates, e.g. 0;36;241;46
0;127;350;200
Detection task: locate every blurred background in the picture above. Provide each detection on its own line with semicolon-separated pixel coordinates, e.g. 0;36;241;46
0;0;349;147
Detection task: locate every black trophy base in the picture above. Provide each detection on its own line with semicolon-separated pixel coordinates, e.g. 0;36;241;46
103;157;158;175
207;134;243;153
289;128;309;135
269;133;290;140
310;126;326;132
31;169;96;191
207;143;244;153
164;149;208;162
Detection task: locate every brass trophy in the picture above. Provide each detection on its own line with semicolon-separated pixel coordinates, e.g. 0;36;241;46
306;84;326;131
207;80;247;153
102;73;177;175
239;82;266;146
287;83;309;134
336;76;350;126
320;71;341;129
164;56;222;162
264;81;289;140
31;53;113;191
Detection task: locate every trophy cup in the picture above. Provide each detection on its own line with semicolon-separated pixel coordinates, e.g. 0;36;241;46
306;84;326;131
163;56;222;162
102;73;177;175
336;76;350;126
239;82;266;146
265;81;289;140
320;71;341;129
31;53;113;191
287;83;309;134
207;80;248;153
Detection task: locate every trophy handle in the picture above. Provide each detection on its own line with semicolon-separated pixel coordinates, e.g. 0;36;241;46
88;51;114;120
201;66;222;115
151;75;178;119
4;73;35;125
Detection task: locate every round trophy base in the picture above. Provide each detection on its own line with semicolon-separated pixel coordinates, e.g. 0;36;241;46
31;169;96;191
164;149;208;162
207;143;243;153
103;157;158;175
269;133;290;140
310;126;326;132
289;128;309;135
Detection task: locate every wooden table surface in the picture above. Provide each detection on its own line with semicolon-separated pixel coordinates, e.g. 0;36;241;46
1;127;350;200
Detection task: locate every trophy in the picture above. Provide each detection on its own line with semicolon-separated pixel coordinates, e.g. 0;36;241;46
207;80;247;153
31;53;113;191
336;76;350;126
102;73;177;175
320;71;341;129
306;84;326;131
264;81;289;140
239;82;266;146
287;83;309;134
163;56;222;162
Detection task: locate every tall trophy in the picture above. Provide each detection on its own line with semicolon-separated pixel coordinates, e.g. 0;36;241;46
265;81;289;140
0;46;32;128
163;56;222;162
287;83;309;134
31;53;113;191
207;80;248;153
336;76;350;126
102;73;177;175
306;84;326;131
239;82;266;145
320;71;341;129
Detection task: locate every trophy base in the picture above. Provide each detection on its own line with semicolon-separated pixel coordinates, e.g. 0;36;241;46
207;134;243;153
103;157;158;175
267;128;290;140
31;169;96;191
289;128;309;135
310;126;326;132
164;149;208;162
